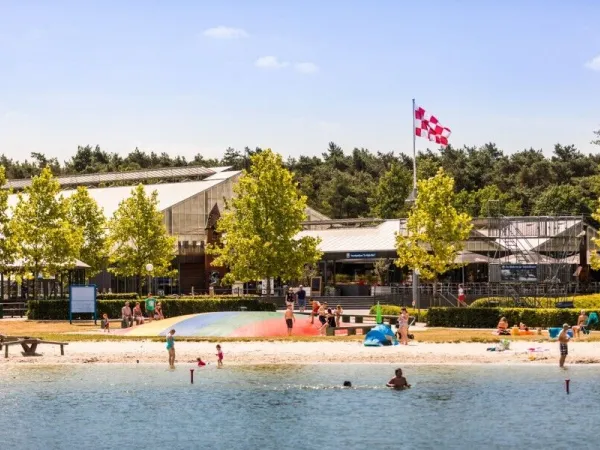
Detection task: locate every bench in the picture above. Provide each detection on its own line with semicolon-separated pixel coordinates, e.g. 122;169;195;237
326;325;374;336
3;338;68;358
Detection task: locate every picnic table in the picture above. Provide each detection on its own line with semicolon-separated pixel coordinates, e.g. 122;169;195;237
1;336;68;358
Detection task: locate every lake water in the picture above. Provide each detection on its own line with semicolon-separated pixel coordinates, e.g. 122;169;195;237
0;364;598;450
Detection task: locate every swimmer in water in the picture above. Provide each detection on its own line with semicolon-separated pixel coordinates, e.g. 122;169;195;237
343;381;352;388
387;368;411;390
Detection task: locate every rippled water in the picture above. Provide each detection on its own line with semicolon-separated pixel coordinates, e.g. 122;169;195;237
0;364;598;450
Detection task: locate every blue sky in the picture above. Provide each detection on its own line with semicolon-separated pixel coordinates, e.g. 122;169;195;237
0;0;599;163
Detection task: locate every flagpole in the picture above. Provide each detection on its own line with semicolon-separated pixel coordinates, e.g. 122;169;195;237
411;98;420;316
412;98;417;189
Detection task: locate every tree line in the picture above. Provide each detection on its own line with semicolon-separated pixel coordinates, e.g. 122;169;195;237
0;167;175;297
2;132;600;220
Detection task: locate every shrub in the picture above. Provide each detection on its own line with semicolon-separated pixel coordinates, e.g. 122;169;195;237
28;298;276;320
427;307;588;328
471;294;600;310
368;305;428;323
96;293;139;300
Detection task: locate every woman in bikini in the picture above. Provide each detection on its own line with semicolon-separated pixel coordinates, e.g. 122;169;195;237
398;308;409;345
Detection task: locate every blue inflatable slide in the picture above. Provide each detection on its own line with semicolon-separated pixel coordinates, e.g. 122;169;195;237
364;324;399;347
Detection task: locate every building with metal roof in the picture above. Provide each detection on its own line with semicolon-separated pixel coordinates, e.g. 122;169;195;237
297;216;597;286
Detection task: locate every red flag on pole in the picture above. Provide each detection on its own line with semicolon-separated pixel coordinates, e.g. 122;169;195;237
414;105;451;146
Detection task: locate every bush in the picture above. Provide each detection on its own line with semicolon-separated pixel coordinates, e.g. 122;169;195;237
427;307;589;328
27;298;276;320
97;293;139;300
471;294;600;310
368;305;428;323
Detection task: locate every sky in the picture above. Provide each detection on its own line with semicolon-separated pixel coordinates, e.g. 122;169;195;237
0;0;599;164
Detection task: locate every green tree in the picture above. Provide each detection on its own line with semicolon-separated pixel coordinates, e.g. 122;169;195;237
10;167;83;298
0;166;16;276
454;185;522;217
208;149;322;294
106;184;177;293
532;184;592;216
395;168;472;287
66;186;107;277
592;128;600;147
369;163;412;218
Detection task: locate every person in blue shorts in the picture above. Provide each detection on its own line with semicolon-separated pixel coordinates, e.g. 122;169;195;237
296;285;306;312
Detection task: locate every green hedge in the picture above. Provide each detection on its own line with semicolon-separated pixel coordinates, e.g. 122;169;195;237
470;294;600;310
96;293;139;300
28;298;276;320
427;307;589;328
368;305;428;323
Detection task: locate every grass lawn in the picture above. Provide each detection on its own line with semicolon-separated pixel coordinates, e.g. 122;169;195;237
1;320;599;343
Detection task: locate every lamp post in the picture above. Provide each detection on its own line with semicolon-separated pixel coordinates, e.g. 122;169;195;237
145;263;154;296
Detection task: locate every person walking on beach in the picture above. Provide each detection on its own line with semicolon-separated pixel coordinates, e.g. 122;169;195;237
216;344;224;368
297;285;306;312
166;329;176;369
398;308;409;345
285;305;295;336
558;324;570;368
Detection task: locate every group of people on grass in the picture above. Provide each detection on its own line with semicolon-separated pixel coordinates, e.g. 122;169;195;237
101;296;165;332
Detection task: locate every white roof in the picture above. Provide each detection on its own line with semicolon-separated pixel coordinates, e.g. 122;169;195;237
7;171;241;219
297;220;402;253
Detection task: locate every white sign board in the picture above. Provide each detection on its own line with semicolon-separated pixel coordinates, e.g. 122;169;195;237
70;286;96;313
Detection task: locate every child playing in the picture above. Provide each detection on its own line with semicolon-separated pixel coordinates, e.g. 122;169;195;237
386;368;411;390
101;313;110;333
216;344;223;368
197;357;206;367
558;323;570;368
166;329;176;369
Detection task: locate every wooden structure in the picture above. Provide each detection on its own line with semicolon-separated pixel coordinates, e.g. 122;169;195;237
0;335;68;358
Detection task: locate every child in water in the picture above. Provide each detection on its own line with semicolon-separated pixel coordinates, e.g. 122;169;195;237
166;329;176;369
216;344;224;368
387;368;410;390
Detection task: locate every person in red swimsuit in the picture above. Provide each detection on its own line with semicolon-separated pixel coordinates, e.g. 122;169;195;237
216;344;223;368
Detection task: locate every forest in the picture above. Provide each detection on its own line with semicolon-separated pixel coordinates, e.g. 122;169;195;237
1;127;600;220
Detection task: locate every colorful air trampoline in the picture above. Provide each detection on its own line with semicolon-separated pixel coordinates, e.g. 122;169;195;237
121;312;323;338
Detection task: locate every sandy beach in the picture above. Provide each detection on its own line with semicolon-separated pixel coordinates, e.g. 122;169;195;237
2;339;600;366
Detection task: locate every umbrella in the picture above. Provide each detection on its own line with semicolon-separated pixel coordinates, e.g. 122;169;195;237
454;250;491;264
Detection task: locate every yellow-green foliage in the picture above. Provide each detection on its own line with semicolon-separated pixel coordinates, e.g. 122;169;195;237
470;294;600;310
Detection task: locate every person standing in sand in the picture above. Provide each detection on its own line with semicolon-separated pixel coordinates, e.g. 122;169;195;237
216;344;224;368
285;305;295;336
558;324;570;368
166;329;176;369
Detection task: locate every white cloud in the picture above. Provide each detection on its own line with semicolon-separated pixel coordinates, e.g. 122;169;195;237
294;62;319;74
202;26;249;39
584;55;600;71
254;56;290;69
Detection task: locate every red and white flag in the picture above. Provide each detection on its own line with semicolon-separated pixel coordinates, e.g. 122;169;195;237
414;105;451;146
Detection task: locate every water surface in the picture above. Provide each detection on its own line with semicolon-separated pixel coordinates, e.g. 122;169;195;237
0;364;596;450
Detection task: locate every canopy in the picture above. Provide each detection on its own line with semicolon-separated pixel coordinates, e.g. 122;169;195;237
454;250;491;264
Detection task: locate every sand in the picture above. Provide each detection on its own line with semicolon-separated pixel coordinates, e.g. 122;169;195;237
2;340;600;366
